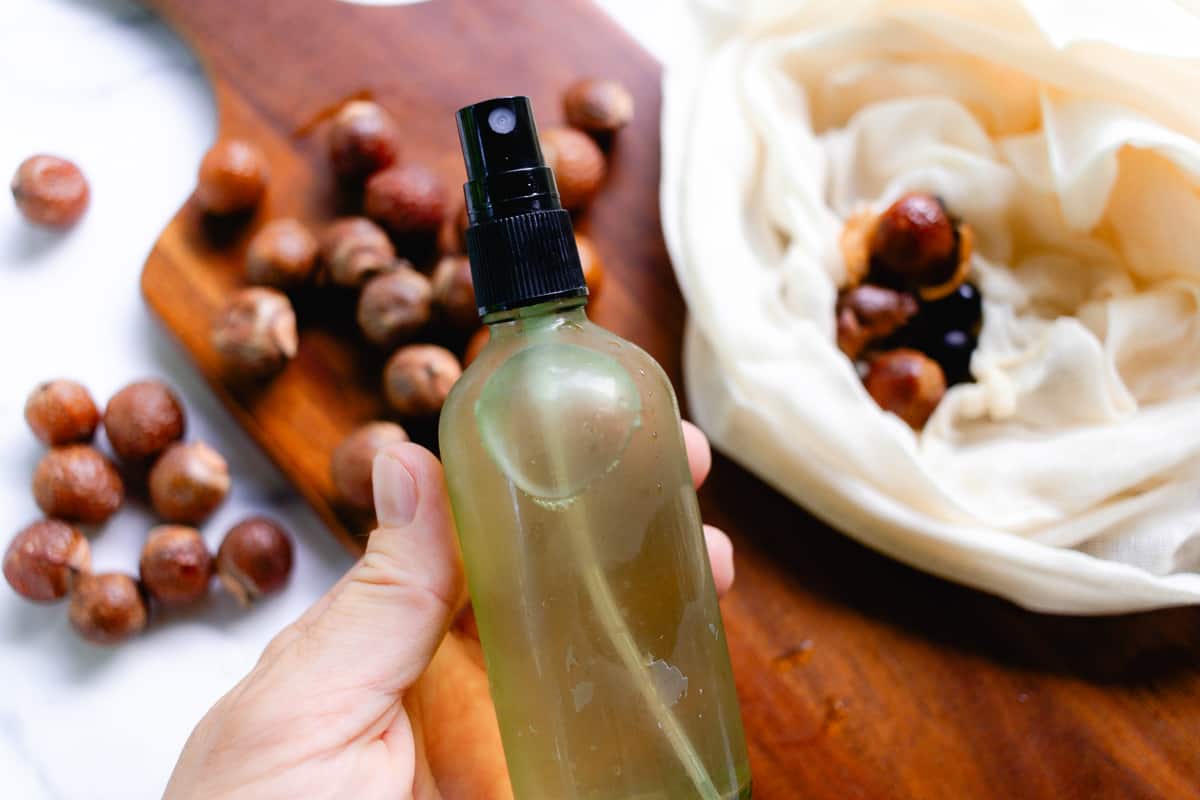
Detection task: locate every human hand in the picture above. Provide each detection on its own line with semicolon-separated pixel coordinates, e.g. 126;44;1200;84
165;422;734;800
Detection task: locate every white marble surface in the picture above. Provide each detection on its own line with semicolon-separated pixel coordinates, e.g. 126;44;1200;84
0;1;664;797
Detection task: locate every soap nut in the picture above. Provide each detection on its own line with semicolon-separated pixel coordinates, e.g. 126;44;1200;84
139;525;213;606
320;217;397;288
382;344;462;417
148;441;230;524
211;287;299;378
540;127;606;210
563;78;634;134
68;572;148;645
331;422;411;512
328;100;400;181
216;517;294;605
431;255;478;329
3;519;90;603
24;379;100;446
104;379;187;464
864;349;946;430
365;163;447;236
245;218;319;288
33;445;124;523
357;265;433;348
195;139;269;215
10;155;89;228
869;193;957;285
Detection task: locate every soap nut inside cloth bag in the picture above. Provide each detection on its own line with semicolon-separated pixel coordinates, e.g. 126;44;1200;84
661;0;1200;612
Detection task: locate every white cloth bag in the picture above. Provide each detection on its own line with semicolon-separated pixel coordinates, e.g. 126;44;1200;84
660;0;1200;612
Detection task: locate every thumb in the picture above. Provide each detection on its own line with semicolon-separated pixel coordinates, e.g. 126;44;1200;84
293;442;465;694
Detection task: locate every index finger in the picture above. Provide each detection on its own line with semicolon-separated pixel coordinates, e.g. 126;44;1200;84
682;420;712;488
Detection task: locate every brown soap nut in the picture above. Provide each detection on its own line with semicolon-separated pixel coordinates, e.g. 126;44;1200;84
331;421;411;512
382;344;462;417
69;572;148;645
245;218;319;288
148;442;230;524
3;519;90;603
358;265;432;348
104;379;186;464
320;217;397;288
211;287;299;378
195;139;269;215
33;445;124;523
139;525;213;606
24;380;100;446
216;517;293;605
438;196;470;255
365;163;447;236
563;78;634;134
328;100;400;181
10;155;89;228
864;349;946;430
870;193;957;284
835;284;919;360
432;255;478;329
463;326;490;367
540;127;606;211
575;234;605;296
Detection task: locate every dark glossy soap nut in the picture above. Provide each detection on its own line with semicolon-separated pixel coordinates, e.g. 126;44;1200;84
382;344;462;417
104;379;186;464
864;349;946;430
563;78;634;134
140;525;213;606
195;139;269;215
869;193;957;284
320;217;397;288
920;281;982;335
245;218;319;288
431;255;478;329
328;100;400;181
148;441;230;524
365;163;447;236
217;517;294;605
24;379;100;446
69;572;148;645
3;519;90;602
11;155;90;228
331;421;411;512
33;445;124;523
357;265;433;348
211;287;299;378
923;328;976;387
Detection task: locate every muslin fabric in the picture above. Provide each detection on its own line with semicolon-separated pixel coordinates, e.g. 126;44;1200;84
661;0;1200;612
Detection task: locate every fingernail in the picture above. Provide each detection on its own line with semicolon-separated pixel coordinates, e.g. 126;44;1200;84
374;449;417;526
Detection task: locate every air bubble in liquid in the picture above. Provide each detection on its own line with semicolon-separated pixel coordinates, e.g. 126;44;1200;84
476;343;641;502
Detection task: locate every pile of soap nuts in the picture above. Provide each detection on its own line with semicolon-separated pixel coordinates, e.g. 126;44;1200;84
195;79;633;519
835;192;983;430
4;378;294;645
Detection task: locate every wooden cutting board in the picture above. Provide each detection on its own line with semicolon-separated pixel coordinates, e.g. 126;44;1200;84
140;1;1200;797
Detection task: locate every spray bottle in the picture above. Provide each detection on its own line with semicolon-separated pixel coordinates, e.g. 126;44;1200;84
439;96;751;799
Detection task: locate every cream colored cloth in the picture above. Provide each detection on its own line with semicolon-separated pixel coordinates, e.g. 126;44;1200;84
661;0;1200;612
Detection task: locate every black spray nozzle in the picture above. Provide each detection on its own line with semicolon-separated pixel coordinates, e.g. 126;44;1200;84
456;96;561;224
455;96;585;318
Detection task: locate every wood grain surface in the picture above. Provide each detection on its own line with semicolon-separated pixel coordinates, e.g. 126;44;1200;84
139;1;1200;797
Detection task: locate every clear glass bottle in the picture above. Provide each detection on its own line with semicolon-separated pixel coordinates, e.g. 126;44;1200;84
440;97;751;799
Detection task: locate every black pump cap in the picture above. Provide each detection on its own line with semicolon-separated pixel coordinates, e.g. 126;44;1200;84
456;96;586;317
